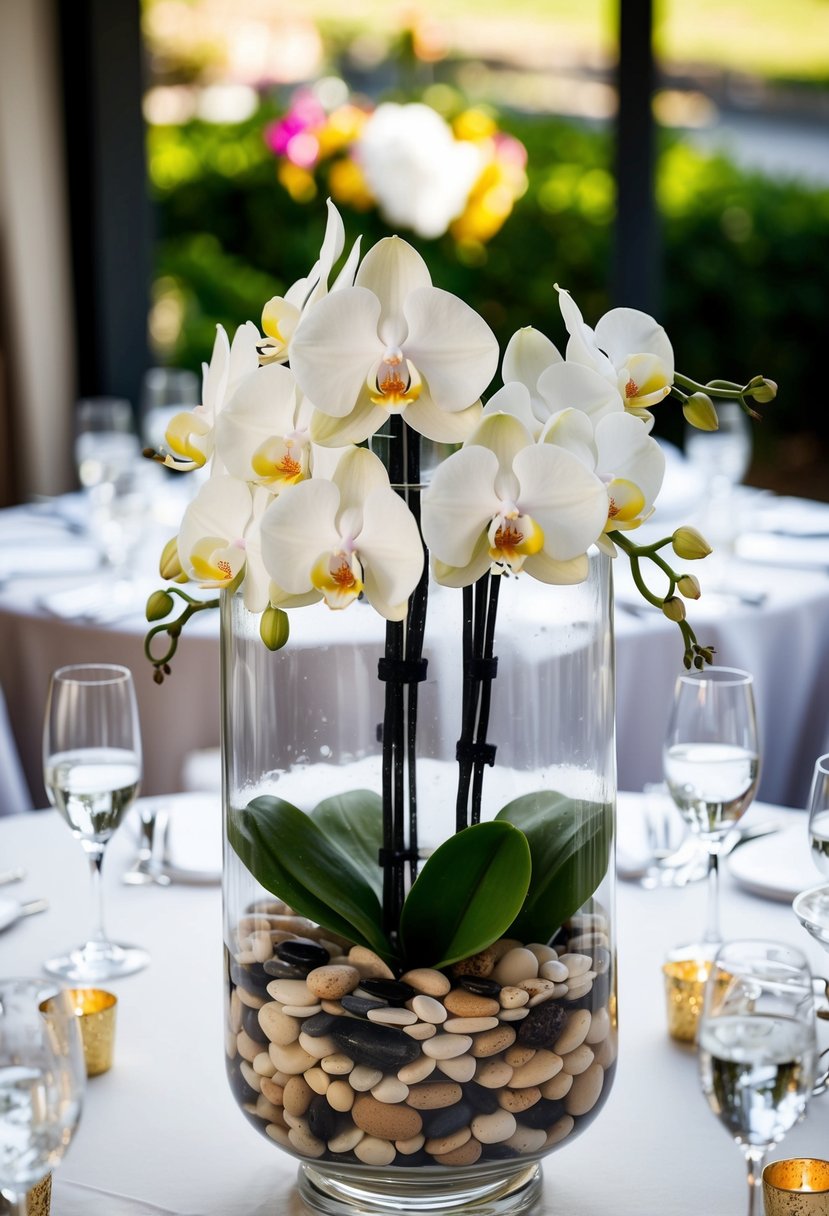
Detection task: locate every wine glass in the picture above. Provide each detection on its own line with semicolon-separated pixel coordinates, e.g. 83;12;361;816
685;400;752;500
698;940;817;1216
0;979;85;1214
663;666;760;953
42;664;149;980
807;754;829;878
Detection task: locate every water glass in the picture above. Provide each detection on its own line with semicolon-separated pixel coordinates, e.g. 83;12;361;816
807;754;829;879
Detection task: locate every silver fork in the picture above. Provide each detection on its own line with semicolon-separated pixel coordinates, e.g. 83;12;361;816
123;806;171;887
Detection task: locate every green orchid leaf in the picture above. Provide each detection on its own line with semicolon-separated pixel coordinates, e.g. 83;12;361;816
228;795;391;958
399;821;532;970
312;789;384;898
496;791;612;943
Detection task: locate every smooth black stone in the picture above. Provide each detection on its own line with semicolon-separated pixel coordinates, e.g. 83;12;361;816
225;1058;258;1104
515;1097;565;1129
397;1149;432;1167
298;1011;339;1037
359;978;415;1005
420;1100;473;1139
229;960;270;995
329;1018;420;1070
480;1142;521;1161
463;1082;501;1114
516;1000;567;1048
458;976;501;998
241;1006;269;1044
341;994;389;1018
308;1095;338;1142
275;938;331;969
262;958;311;981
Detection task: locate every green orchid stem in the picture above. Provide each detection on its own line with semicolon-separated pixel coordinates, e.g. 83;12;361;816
612;533;672;606
144;593;220;677
674;372;744;400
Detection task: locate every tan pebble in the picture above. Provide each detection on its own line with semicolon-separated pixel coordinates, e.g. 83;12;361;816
490;938;522;961
444;990;500;1019
519;978;557;1005
258;1003;301;1047
318;938;344;957
540;1072;573;1100
348;946;394;980
539;959;569;983
471;1026;516;1058
436;1055;477;1083
267;979;314;1006
592;947;611;976
545;1114;575;1147
569;911;607;931
265;1122;292;1148
498;1008;529;1022
499;986;530;1010
321;999;345;1016
401;968;451;997
355;1136;396;1166
271;1070;291;1087
526;943;559;965
410;994;447;1024
306;964;361;1001
321;1053;354;1076
568;932;609;951
282;1075;313;1116
432;1138;482;1167
551;984;569;998
424;1126;471;1156
237;915;272;935
352;1094;423;1140
471;1110;517;1144
404;1022;437;1041
368;1007;418;1027
564;980;593;1002
329;956;351;966
445;1016;500;1034
498;1086;541;1113
251;930;274;962
422;1034;472;1060
554;1009;592;1056
326;1080;355;1112
406;1081;463;1110
565;1062;604;1115
349;1065;383;1092
328;1126;364;1154
288;1124;326;1158
229;990;243;1034
235;950;258;965
371;1076;409;1103
395;1133;426;1155
304;1067;330;1095
237;987;265;1010
557;953;591;978
225;1028;237;1059
255;1093;282;1122
585;1007;610;1045
562;1044;595;1076
475;1059;513;1089
505;1125;547;1153
236;1029;261;1063
282;1003;323;1018
298;1032;338;1060
239;1061;261;1093
492;947;539;987
504;1045;535;1067
509;1049;563;1088
260;1076;285;1105
253;1050;276;1077
452;947;497;978
398;1055;436;1084
593;1033;617;1069
269;1041;317;1076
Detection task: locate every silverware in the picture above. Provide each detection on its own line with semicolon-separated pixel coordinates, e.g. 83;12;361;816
0;898;48;932
0;868;25;887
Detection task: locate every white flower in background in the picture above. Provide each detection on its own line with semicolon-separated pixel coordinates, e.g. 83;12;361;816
259;198;361;365
214;362;315;492
556;287;674;424
163;321;260;471
290;236;498;447
421;411;608;587
259;446;424;620
356;103;483;240
175;474;271;611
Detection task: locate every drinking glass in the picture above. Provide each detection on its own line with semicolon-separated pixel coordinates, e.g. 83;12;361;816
42;665;149;980
74;397;140;493
663;666;760;952
807;754;829;879
698;941;817;1216
685;400;752;499
139;367;200;452
0;979;85;1214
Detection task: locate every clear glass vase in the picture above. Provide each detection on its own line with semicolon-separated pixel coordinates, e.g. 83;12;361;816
221;549;616;1216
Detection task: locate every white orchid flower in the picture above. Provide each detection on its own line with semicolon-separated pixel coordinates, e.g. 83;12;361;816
259;446;424;621
175;473;271;611
259;199;361;366
289;237;498;447
421;411;608;588
163;321;260;471
501;327;563;427
214;362;315;493
541;408;665;554
556;286;674;425
491;345;625;440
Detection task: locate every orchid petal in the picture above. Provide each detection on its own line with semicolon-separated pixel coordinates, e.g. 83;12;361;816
331;235;362;292
332;447;391;524
523;549;590;585
355;236;431;348
226;321;261;401
215;364;300;483
268;582;323;610
290;287;384;417
259;479;342;594
466;411;532;502
421;446;501;566
556;286;616;380
177;474;253;577
309;391;389;447
482;383;539;436
358;486;424;619
540;408;597;471
604;477;646;526
619;352;673;409
513;445;607;560
261;298;301;353
403;390;483;444
537;361;624;424
241;487;274;613
304;198;346;308
594;412;666;506
502;327;563;398
404;286;499;412
594;307;674;377
431;532;493;588
202;325;230;420
165;409;212;467
596;533;618;558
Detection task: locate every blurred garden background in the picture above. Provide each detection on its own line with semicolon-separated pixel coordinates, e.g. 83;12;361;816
141;0;829;496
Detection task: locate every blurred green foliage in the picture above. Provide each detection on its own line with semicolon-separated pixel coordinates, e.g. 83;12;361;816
150;106;828;461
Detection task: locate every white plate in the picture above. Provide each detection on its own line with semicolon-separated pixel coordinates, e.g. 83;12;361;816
728;819;816;902
132;793;222;885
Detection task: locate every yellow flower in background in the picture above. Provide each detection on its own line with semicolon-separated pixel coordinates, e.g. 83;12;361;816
328;158;374;211
317;103;369;159
277;160;317;203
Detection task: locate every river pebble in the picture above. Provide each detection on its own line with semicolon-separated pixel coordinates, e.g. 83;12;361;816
367;1006;418;1027
471;1026;516;1058
433;1138;482;1167
422;1034;473;1060
424;1126;472;1156
352;1094;423;1141
400;969;451;997
444;989;500;1019
349;1065;383;1092
306;965;361;1001
565;1063;604;1115
471;1110;516;1144
348;947;395;980
398;1055;436;1084
410;995;447;1024
326;1080;354;1112
445;1016;500;1034
371;1076;409;1103
330;1018;421;1071
492;948;539;987
406;1081;463;1109
554;1009;592;1055
354;1136;396;1166
275;938;330;969
436;1055;477;1083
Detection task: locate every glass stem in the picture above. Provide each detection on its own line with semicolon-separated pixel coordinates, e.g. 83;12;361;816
703;848;721;945
744;1148;765;1216
83;844;108;945
0;1188;28;1216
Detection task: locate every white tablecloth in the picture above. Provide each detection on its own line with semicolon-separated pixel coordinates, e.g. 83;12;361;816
2;795;829;1216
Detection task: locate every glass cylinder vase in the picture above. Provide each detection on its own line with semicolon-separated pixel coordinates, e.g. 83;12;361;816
221;549;616;1216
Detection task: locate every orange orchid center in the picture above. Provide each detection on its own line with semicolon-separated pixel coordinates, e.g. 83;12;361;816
625;378;639;400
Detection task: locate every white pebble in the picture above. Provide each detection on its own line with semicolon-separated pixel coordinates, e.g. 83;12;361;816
371;1076;410;1103
267;979;314;1005
492;947;539;987
444;1016;500;1034
422;1034;473;1060
328;1126;364;1153
436;1054;477;1083
539;959;569;983
367;1007;417;1027
321;1053;354;1075
471;1110;517;1144
398;1056;436;1084
349;1065;383;1092
557;953;592;978
411;994;447;1024
355;1136;396;1166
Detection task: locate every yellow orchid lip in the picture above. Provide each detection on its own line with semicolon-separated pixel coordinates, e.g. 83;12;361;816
251;437;309;486
311;550;364;610
369;358;422;410
487;512;544;573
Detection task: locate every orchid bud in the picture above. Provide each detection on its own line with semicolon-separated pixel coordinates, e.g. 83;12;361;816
146;590;174;621
672;527;712;561
677;574;701;600
682;391;719;432
746;375;777;404
662;596;686;622
260;606;290;652
159;536;183;580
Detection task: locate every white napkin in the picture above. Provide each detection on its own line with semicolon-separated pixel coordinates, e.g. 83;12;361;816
735;531;829;570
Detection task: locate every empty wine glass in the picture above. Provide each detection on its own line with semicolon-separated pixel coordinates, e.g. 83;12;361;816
685;400;752;500
698;940;817;1216
0;979;85;1214
807;754;829;878
42;664;149;981
663;666;760;953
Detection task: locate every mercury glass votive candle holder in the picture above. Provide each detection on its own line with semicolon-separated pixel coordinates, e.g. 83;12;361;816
763;1159;829;1214
662;958;712;1042
66;987;117;1076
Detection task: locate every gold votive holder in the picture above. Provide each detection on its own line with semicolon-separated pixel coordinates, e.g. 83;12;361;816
54;987;118;1076
763;1159;829;1214
25;1174;51;1216
662;958;712;1042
